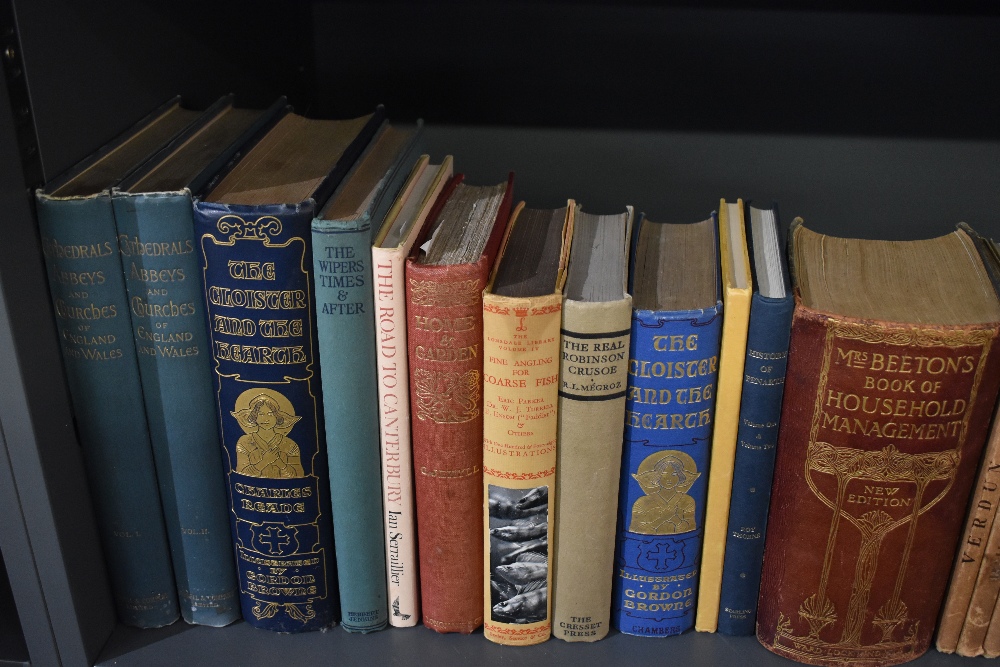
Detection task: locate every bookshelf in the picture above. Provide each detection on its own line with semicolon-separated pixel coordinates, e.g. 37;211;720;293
0;1;997;665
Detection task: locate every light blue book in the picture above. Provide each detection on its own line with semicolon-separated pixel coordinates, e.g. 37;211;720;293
311;121;423;633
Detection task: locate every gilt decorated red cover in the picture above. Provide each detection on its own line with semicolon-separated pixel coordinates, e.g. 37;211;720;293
404;173;514;633
756;304;1000;667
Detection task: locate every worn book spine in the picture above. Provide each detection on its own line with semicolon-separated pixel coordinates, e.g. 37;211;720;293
312;215;388;633
756;305;1000;667
405;257;489;633
551;298;631;642
612;305;722;636
113;191;240;626
936;396;1000;652
482;291;562;646
35;193;179;628
956;498;1000;657
716;291;794;635
982;583;1000;658
196;201;338;632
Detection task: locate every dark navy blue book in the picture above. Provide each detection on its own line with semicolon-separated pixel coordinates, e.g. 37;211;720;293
194;108;383;632
717;202;793;636
612;213;721;637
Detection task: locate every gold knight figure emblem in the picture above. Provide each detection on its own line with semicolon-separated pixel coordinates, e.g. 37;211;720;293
629;450;701;535
232;388;304;478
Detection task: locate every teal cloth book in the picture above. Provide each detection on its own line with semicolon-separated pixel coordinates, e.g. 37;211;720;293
35;97;204;628
611;213;721;637
194;107;384;632
110;97;285;626
311;120;423;632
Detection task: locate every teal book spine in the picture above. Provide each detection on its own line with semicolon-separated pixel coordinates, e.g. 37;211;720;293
312;218;388;632
311;129;420;632
35;192;179;628
611;304;722;636
195;200;338;633
112;191;240;626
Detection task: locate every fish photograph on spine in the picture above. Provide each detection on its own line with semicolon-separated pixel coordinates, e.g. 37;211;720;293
488;484;548;624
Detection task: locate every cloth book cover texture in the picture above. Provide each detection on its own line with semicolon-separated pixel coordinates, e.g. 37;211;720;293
311;129;421;633
988;610;1000;657
481;203;570;646
956;468;1000;657
717;249;794;634
196;201;338;632
372;156;454;627
551;298;631;641
36;193;179;628
405;175;514;634
112;191;239;626
696;201;752;633
936;397;1000;653
756;308;1000;666
612;301;722;636
716;290;793;635
952;401;1000;657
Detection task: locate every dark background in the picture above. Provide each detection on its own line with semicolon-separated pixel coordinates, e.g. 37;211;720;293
13;1;1000;175
12;1;1000;239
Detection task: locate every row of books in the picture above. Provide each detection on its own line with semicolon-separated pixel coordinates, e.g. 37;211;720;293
35;96;1000;666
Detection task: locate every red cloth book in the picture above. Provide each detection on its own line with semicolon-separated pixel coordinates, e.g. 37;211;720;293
405;173;514;633
756;222;1000;667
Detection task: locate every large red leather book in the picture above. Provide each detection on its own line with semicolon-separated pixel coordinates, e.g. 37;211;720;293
405;173;514;633
756;221;1000;667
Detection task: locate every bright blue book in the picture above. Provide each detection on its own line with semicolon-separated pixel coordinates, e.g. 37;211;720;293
717;203;793;635
111;97;283;626
311;121;422;632
612;213;721;637
194;107;383;632
35;97;204;628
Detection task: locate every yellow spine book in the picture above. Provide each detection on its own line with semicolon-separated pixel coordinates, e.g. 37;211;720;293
695;199;753;632
482;202;573;645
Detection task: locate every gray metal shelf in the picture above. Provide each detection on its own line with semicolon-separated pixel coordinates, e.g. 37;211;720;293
94;621;976;667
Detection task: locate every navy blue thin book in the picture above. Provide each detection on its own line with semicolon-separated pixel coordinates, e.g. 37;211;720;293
717;202;794;636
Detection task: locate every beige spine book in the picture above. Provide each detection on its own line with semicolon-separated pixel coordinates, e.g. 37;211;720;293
953;397;1000;656
983;581;1000;658
551;207;633;642
937;394;1000;652
482;202;573;646
372;155;454;627
957;492;1000;657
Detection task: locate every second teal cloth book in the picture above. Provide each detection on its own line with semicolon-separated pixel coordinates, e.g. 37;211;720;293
109;97;282;626
311;121;422;632
113;192;239;626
